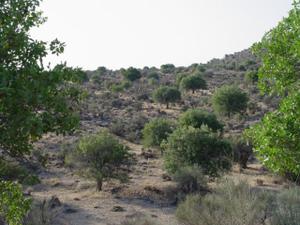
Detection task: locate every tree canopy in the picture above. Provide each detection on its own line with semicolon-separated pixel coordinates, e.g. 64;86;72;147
0;0;84;158
153;86;181;109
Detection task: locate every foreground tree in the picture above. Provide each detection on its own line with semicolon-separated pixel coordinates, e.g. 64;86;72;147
245;0;300;180
0;0;84;158
153;86;181;109
75;130;129;191
212;85;248;117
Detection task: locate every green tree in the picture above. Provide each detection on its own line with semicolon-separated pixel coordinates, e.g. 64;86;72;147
160;64;175;74
153;86;181;109
142;118;175;149
162;127;232;176
179;109;223;133
122;67;141;81
212;85;248;117
75;130;129;191
0;0;84;158
0;181;31;225
244;70;258;85
245;1;300;180
180;74;207;93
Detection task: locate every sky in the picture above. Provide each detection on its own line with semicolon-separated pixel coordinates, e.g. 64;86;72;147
30;0;293;70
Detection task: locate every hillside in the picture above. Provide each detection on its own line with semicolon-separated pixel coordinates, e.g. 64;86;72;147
18;48;287;225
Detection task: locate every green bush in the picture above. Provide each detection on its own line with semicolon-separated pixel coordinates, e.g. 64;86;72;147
179;109;223;133
0;181;31;225
212;85;249;117
180;74;207;93
142;118;175;149
75;130;130;191
176;180;269;225
160;64;175;74
110;80;132;93
244;92;300;180
229;135;253;169
162;127;232;176
122;67;141;81
244;70;258;84
176;73;188;86
153;86;181;109
147;72;160;80
0;159;40;185
173;166;208;195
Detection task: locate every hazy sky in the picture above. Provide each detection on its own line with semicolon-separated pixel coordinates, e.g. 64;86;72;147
31;0;293;70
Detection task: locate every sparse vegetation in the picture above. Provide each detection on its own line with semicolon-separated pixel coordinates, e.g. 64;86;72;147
160;64;175;74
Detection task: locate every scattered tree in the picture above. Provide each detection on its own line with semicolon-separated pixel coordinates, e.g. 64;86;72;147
180;73;207;93
212;85;248;117
122;67;141;81
75;130;129;191
160;64;175;74
153;86;181;109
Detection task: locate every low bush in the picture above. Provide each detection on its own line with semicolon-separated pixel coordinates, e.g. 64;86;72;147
160;64;175;74
142;118;175;149
229;135;253;169
271;187;300;225
179;109;223;133
162;127;232;176
173;166;208;195
176;180;269;225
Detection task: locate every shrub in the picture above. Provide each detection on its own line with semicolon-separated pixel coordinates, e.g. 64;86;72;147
176;73;188;86
0;159;40;185
163;127;232;176
153;86;181;109
160;64;175;74
197;64;206;73
75;130;130;191
173;166;208;195
110;80;132;93
179;109;223;133
271;187;300;225
147;72;160;80
180;74;207;93
176;180;269;225
122;67;141;81
212;85;249;117
229;135;253;169
244;70;258;84
142;118;175;149
0;181;31;225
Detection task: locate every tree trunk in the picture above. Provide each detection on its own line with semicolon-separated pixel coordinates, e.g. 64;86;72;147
166;103;169;109
96;178;103;191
